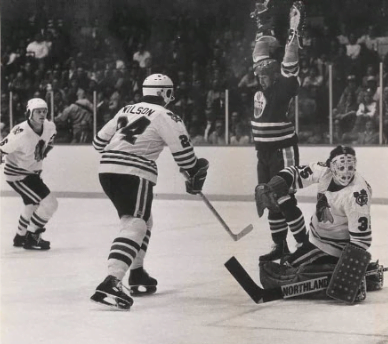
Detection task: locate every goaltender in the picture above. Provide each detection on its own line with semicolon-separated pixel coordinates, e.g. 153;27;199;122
255;145;384;303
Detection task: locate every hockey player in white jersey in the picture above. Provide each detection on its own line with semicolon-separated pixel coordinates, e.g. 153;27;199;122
0;98;58;250
256;145;372;266
90;74;209;310
256;146;382;301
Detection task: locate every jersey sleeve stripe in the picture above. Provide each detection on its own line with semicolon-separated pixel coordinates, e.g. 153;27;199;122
93;135;109;150
349;231;372;238
172;147;194;157
175;156;197;168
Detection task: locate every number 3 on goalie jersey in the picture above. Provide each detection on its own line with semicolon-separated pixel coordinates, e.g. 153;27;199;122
117;116;151;144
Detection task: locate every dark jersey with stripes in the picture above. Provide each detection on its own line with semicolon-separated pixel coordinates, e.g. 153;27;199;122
251;62;299;150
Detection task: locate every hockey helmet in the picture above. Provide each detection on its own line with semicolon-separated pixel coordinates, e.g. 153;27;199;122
142;74;175;106
327;145;357;186
26;98;48;119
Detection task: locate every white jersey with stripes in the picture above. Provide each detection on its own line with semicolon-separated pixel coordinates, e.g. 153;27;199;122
93;101;198;184
280;162;372;257
0;120;56;182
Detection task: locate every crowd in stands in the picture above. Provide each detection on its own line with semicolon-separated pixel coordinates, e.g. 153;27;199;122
1;0;388;144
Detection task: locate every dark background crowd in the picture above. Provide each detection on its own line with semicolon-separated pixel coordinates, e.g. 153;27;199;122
1;0;388;145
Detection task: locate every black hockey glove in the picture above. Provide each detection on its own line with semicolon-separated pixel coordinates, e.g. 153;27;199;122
43;145;54;159
316;193;334;223
180;158;209;195
255;175;289;217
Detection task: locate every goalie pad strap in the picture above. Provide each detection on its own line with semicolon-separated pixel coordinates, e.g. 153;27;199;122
326;243;371;303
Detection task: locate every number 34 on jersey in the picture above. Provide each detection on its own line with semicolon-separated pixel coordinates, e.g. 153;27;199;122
93;102;197;184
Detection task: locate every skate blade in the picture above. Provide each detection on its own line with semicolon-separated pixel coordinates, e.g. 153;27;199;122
129;286;157;296
23;245;50;250
90;291;132;310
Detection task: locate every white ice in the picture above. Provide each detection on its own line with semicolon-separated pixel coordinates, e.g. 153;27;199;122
1;197;388;344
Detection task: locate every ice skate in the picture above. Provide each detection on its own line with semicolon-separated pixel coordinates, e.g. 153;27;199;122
128;267;157;296
366;261;385;291
259;240;290;262
354;276;367;302
13;234;26;247
90;275;134;310
23;229;50;250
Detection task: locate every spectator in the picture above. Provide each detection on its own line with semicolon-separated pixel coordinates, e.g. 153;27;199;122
356;119;379;144
230;123;250;145
26;33;50;60
354;88;378;130
54;88;93;143
207;119;226;145
189;121;206;146
357;25;379;52
133;43;152;70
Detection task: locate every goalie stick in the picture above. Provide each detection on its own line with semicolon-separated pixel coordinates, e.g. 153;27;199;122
181;170;253;241
225;256;387;304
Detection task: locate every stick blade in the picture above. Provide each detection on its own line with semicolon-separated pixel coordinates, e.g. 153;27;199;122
234;224;254;241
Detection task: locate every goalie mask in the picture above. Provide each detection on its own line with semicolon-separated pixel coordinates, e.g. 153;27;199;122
142;74;175;106
26;98;48;119
327;145;357;186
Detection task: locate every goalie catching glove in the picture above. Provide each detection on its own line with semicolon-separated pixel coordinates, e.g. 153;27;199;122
255;175;289;217
180;158;209;195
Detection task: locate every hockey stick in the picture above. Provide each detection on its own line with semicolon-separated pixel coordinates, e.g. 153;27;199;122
225;256;387;304
181;170;253;241
197;191;254;241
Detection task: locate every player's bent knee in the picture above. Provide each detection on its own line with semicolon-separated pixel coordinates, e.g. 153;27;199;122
39;193;58;216
146;215;153;232
120;216;147;241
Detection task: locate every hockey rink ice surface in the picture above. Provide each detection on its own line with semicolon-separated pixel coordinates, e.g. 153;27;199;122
1;197;388;344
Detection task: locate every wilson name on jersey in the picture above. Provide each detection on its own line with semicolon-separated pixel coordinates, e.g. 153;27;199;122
93;102;197;184
0;120;56;181
251;61;299;149
279;162;372;257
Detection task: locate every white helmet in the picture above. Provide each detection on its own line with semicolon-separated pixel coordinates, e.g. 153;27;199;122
26;98;48;119
327;145;357;186
142;74;175;106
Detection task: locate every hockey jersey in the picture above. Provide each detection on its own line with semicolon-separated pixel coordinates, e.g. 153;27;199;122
0;120;56;182
93;98;198;184
279;162;372;257
251;62;299;150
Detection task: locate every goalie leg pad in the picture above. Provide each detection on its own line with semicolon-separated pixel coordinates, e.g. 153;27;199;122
260;261;336;289
326;244;371;303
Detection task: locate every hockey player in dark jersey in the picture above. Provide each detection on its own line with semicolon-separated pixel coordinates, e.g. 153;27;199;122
251;1;308;261
90;74;209;310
